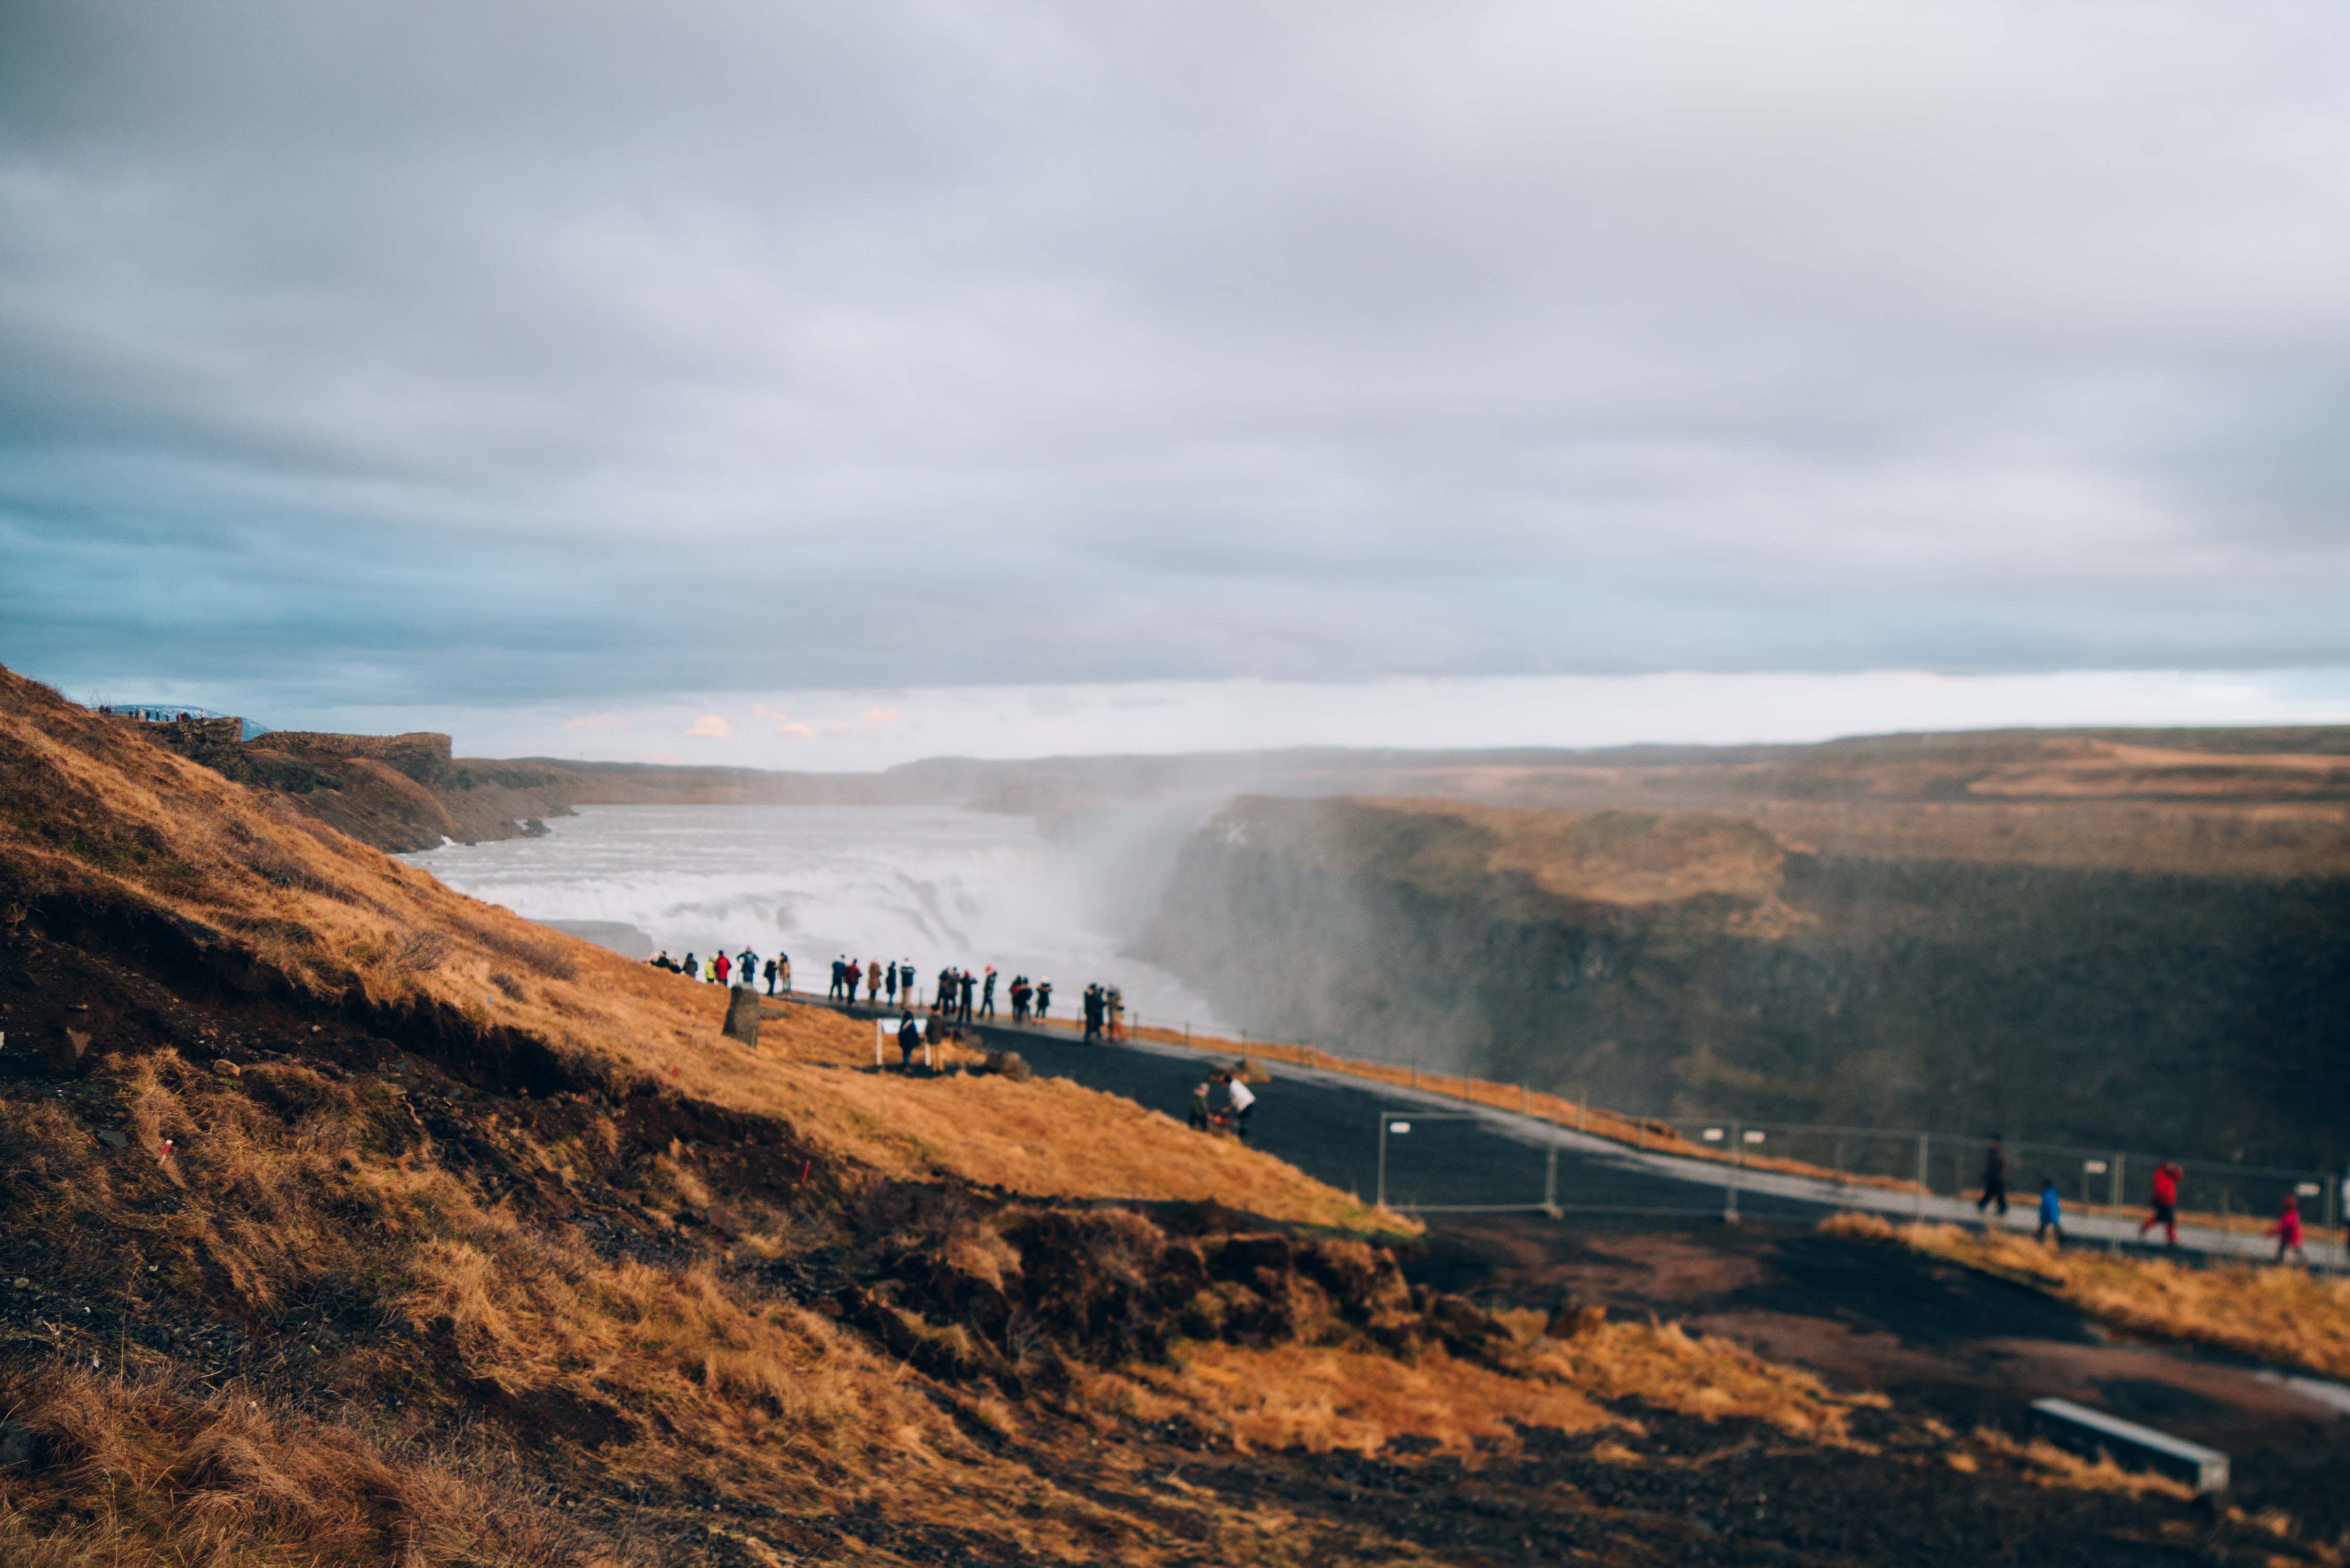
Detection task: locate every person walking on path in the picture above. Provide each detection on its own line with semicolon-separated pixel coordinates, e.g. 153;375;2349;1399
1221;1071;1256;1142
957;969;976;1023
935;967;955;1015
776;952;791;995
885;962;899;1007
1083;985;1103;1041
980;966;997;1019
1036;980;1052;1023
1977;1136;2009;1218
762;957;777;996
2139;1161;2182;1248
2270;1195;2308;1263
1107;986;1125;1040
897;1011;922;1073
2036;1179;2062;1247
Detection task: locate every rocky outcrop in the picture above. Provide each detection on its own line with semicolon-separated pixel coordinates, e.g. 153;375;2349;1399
1141;796;2350;1168
132;725;579;853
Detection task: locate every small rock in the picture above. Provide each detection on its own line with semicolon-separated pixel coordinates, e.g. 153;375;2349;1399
1544;1302;1610;1339
44;1028;91;1074
9;1277;26;1290
0;1419;45;1473
211;1059;241;1076
97;1129;128;1149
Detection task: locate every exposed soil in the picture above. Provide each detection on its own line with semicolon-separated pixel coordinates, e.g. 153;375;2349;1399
1415;1215;2350;1545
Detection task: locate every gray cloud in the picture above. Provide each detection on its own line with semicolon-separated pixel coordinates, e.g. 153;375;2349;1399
5;0;2349;712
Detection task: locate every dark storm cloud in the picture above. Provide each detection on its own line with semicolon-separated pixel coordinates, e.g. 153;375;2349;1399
4;0;2349;707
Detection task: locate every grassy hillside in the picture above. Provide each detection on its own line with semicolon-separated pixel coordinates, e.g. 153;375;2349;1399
3;665;2326;1565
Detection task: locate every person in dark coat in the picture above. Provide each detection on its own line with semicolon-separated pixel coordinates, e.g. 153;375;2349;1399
957;969;976;1023
897;1011;922;1072
1976;1136;2008;1217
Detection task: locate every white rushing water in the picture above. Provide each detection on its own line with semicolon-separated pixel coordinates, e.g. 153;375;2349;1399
399;803;1227;1028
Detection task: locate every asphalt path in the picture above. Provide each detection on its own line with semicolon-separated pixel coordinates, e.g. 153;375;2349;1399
791;993;2350;1268
810;998;1843;1226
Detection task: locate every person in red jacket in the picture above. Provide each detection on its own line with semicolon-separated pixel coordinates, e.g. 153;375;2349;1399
2138;1161;2181;1248
2269;1195;2307;1264
713;950;731;986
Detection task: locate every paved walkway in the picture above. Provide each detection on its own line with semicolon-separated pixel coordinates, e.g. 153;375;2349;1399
793;992;2347;1270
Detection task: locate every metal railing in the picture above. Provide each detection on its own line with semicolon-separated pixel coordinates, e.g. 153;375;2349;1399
798;992;2347;1265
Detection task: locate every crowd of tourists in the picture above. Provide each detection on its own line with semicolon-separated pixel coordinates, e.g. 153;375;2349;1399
641;943;1131;1037
649;947;790;994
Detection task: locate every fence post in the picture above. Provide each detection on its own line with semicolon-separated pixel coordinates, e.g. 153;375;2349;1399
1376;1114;1388;1212
2109;1154;2124;1254
1725;1119;1742;1224
1914;1133;1928;1221
1544;1140;1558;1214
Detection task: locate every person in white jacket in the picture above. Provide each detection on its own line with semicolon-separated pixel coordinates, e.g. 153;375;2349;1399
1222;1073;1256;1143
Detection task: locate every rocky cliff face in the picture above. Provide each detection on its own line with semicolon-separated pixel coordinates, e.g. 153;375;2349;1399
131;721;577;852
1140;796;2350;1168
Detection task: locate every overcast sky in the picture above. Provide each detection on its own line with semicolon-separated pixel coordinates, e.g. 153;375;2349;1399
5;2;2348;765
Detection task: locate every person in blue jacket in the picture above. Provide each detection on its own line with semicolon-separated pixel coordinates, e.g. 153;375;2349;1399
2036;1179;2063;1248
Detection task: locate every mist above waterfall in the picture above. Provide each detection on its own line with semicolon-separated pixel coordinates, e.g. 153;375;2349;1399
402;802;1229;1029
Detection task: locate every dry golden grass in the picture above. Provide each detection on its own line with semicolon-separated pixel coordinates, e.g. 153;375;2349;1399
1363;796;1791;911
1102;1312;1879;1460
0;1046;1242;1566
0;1368;615;1568
1963;1426;2197;1503
0;669;1376;1232
1118;1342;1608;1456
1501;1312;1885;1443
1821;1212;2350;1380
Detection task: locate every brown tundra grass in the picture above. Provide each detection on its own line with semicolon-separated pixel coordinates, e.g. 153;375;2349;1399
1822;1211;2350;1380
